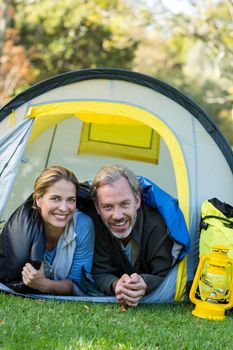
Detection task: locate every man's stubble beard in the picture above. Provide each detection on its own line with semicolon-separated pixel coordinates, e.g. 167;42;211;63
108;211;138;240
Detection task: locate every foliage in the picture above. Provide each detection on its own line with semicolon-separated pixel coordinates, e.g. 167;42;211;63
178;0;233;145
133;0;233;145
0;0;232;145
0;28;35;105
1;294;233;350
12;0;146;80
0;2;35;105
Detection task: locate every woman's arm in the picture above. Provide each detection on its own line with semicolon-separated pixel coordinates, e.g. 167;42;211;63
22;212;95;295
22;263;74;295
67;212;95;286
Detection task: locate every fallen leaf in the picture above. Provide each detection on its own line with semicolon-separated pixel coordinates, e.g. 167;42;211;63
120;304;127;312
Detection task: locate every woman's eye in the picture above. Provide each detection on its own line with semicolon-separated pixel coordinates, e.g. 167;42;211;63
51;197;59;201
69;198;76;203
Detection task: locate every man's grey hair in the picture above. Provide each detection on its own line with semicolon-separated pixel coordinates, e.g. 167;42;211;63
91;165;141;202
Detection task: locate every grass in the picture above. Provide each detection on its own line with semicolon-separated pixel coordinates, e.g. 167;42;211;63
0;293;233;350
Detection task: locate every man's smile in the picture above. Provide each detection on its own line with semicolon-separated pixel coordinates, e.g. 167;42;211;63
110;219;129;229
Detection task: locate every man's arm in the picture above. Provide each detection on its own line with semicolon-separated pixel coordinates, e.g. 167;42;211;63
141;231;173;293
92;230;120;295
140;205;174;294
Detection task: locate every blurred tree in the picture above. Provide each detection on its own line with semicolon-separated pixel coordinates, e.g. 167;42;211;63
133;0;233;146
179;0;233;145
0;0;35;105
13;0;148;81
0;0;232;146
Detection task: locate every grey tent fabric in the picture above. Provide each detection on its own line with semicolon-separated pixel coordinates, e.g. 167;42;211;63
0;119;33;218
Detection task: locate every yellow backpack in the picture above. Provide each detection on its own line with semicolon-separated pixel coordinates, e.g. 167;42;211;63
199;198;233;258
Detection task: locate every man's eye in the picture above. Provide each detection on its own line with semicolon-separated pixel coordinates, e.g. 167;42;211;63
121;203;130;208
103;206;112;211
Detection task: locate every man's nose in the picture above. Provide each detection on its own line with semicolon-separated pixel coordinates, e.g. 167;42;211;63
112;207;123;220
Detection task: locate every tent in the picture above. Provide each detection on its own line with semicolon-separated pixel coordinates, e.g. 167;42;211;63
0;68;232;302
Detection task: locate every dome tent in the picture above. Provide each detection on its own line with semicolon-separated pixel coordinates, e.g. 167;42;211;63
0;68;232;302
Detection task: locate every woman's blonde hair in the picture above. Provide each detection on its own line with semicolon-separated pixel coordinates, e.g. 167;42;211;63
33;165;79;209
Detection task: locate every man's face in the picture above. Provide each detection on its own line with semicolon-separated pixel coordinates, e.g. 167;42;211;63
95;177;141;240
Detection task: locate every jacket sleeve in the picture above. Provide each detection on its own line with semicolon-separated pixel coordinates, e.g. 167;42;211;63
140;208;173;294
67;211;95;286
92;224;120;295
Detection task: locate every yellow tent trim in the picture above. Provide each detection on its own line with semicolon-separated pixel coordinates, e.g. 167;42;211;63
27;114;72;143
27;102;144;125
27;100;190;300
7;110;16;127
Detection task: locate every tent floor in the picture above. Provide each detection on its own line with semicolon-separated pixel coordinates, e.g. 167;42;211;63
0;282;116;303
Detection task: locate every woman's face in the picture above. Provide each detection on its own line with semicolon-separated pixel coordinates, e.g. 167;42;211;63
36;179;76;235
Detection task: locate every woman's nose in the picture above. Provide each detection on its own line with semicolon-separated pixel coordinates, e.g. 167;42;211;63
58;201;68;211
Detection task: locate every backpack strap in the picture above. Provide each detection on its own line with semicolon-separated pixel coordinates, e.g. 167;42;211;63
201;215;233;230
209;198;233;218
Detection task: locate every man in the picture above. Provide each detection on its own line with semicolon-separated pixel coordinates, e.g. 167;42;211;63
90;165;174;307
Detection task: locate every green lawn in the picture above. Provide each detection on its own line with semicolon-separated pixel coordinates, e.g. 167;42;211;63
0;293;233;350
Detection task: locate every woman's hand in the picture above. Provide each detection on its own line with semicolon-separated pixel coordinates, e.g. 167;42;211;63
22;263;46;291
22;263;74;295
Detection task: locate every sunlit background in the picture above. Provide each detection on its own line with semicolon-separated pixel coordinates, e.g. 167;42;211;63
0;0;232;146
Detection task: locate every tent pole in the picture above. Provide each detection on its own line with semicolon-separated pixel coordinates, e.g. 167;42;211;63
44;125;57;168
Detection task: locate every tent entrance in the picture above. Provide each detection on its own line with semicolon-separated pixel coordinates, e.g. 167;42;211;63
26;100;189;223
0;97;192;303
3;100;190;230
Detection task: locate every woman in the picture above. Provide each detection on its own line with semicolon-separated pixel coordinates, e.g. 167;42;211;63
0;165;95;296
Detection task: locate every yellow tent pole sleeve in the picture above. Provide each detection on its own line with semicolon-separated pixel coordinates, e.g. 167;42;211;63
27;102;143;125
27;100;190;300
7;110;16;127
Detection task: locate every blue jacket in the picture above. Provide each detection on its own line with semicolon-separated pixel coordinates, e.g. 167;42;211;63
138;176;190;260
